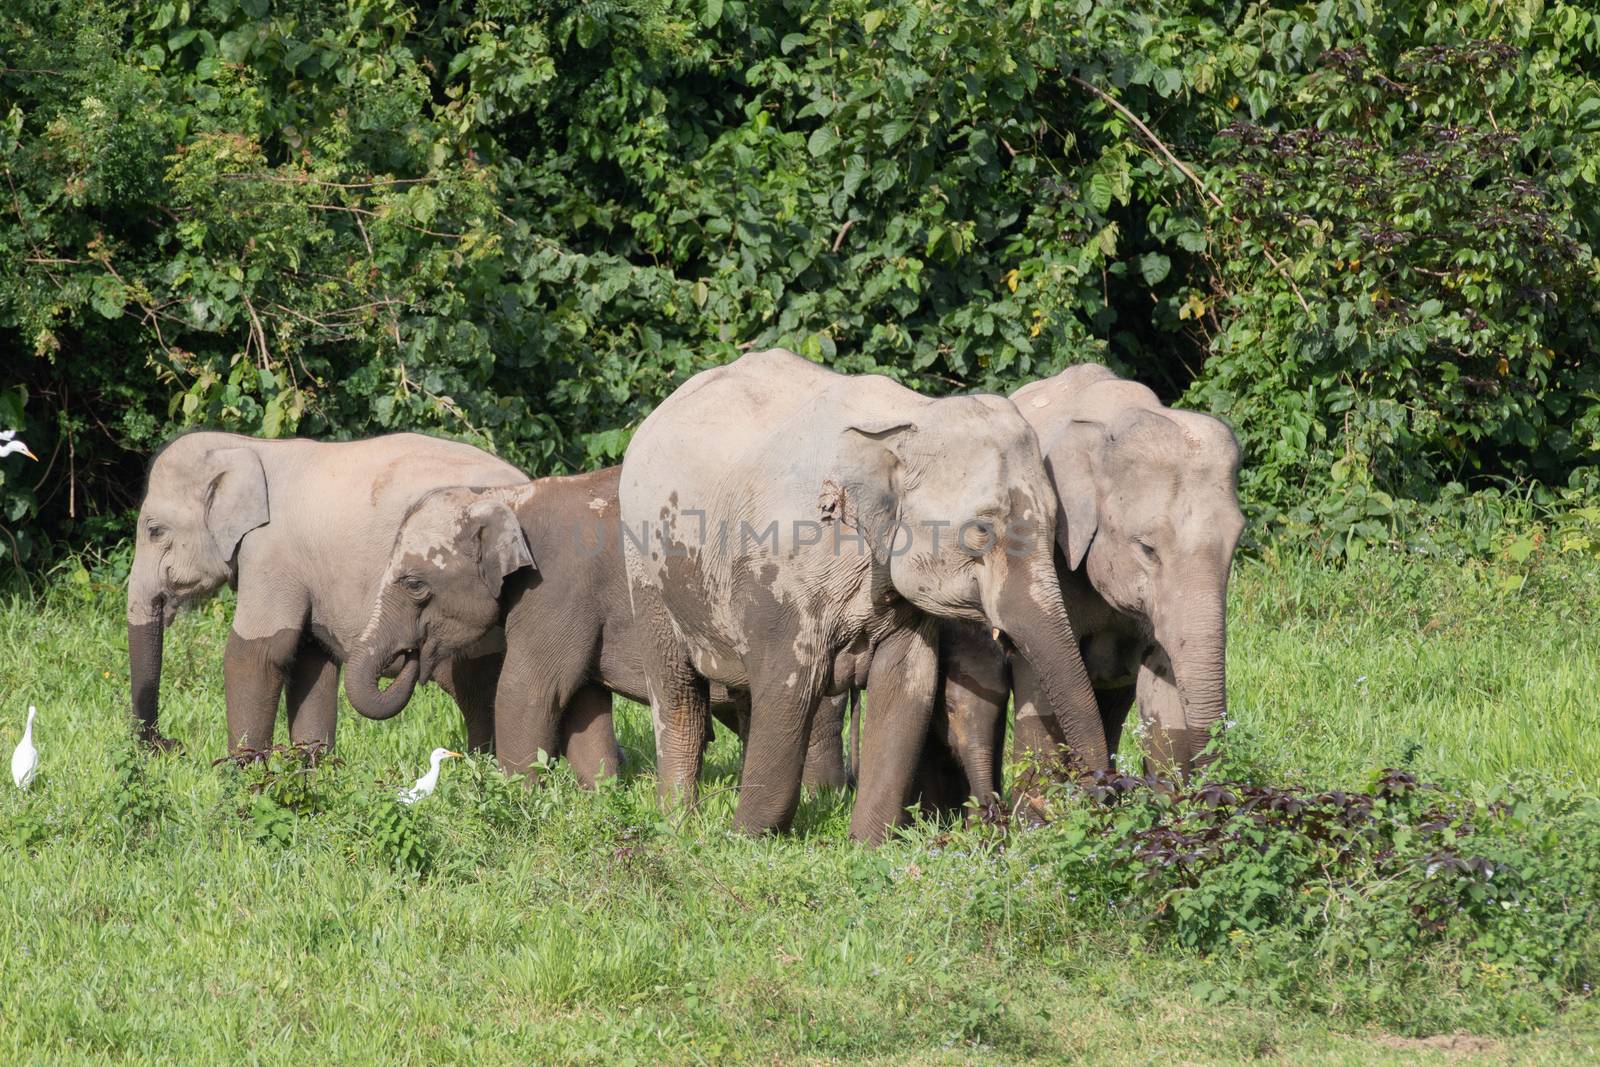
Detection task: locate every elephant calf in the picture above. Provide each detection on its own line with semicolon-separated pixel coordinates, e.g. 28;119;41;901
127;431;525;754
343;466;849;787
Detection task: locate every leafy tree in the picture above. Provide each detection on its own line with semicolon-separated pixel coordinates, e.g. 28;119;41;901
3;0;1597;569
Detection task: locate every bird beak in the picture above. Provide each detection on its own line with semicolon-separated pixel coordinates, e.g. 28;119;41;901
20;446;37;461
445;750;463;759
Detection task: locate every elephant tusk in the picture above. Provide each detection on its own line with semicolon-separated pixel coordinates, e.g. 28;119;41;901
992;627;1002;643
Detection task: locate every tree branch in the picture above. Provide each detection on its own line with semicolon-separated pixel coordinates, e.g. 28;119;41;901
1068;74;1313;316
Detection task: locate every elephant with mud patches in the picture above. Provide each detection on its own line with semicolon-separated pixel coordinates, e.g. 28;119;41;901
914;364;1245;808
341;466;850;789
619;348;1105;844
126;431;524;754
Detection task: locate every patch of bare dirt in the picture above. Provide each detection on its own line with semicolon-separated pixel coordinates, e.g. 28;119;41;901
1374;1032;1502;1058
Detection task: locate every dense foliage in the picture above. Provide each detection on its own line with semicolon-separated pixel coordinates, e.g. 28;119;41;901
1013;756;1600;1031
3;0;1599;566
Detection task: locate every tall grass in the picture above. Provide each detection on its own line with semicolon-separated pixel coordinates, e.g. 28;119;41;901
0;549;1596;1064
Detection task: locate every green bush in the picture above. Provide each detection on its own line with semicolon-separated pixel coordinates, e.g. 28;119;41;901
3;0;1598;569
1005;748;1600;1032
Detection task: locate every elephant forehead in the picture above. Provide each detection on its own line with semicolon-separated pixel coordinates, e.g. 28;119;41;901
394;508;469;567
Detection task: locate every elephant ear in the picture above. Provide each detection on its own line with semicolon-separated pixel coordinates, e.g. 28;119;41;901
202;447;270;563
838;417;916;564
1048;420;1107;571
467;498;535;598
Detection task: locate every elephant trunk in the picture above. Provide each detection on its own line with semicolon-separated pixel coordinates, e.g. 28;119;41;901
126;551;176;749
1165;586;1229;769
344;589;422;720
987;556;1108;773
127;604;165;742
956;737;998;805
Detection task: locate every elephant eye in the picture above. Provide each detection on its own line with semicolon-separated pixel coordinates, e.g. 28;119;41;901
961;517;999;556
400;576;429;596
1135;538;1160;563
146;522;167;541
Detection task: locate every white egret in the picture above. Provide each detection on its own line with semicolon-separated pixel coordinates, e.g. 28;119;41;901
0;431;37;461
11;706;38;790
398;747;461;804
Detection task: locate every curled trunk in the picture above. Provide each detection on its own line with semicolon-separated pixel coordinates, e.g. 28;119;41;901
344;589;423;720
344;643;420;720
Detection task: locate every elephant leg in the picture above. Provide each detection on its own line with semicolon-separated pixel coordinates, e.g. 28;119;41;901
706;688;751;775
934;620;1009;804
1097;684;1137;766
439;650;501;754
561;684;621;786
636;590;709;807
849;620;940;845
492;657;566;782
223;626;301;753
913;734;971;820
732;675;821;836
284;642;339;750
1011;655;1079;769
801;693;849;791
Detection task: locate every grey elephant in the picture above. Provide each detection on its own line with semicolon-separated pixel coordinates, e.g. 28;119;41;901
915;363;1245;807
341;466;850;788
127;431;524;753
619;348;1105;844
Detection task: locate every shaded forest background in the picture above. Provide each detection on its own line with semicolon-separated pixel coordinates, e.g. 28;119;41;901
4;0;1599;570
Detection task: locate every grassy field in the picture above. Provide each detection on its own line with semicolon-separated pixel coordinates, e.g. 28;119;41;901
0;547;1597;1065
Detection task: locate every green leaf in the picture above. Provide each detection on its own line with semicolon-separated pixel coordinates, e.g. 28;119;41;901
1140;253;1172;286
411;187;438;225
880;119;913;147
90;276;126;320
1088;172;1113;213
807;126;839;158
701;0;723;28
862;9;887;33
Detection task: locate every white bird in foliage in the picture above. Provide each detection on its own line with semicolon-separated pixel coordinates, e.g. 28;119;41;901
398;747;461;805
12;706;39;790
0;431;37;461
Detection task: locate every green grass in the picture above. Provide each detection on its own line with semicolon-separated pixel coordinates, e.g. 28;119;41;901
0;548;1597;1065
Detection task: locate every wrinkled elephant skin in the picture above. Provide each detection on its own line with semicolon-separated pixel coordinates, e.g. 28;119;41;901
127;431;524;755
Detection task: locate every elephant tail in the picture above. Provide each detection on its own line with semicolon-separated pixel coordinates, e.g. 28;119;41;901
846;688;862;790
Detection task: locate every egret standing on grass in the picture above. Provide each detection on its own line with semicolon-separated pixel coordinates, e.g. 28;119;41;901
12;706;38;790
0;431;37;461
398;747;461;804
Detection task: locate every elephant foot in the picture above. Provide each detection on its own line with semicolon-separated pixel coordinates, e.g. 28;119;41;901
136;725;183;754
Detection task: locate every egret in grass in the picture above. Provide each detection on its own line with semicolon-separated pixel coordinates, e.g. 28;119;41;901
398;747;461;804
12;706;38;790
0;431;37;461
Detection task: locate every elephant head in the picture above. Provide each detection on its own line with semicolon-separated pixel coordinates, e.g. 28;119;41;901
839;395;1108;773
1020;366;1245;770
344;488;533;720
127;434;270;747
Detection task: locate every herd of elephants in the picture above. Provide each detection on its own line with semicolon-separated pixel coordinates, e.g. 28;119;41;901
126;349;1243;843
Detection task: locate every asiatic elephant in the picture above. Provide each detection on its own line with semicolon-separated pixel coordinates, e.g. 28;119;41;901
127;431;524;753
918;363;1245;807
619;348;1105;844
341;466;850;788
